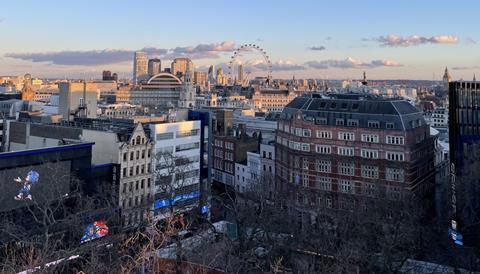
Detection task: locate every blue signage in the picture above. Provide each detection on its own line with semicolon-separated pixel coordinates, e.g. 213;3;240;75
154;191;200;210
201;205;209;214
448;228;464;246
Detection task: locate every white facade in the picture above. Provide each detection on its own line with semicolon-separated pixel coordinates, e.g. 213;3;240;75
149;120;202;220
235;162;250;193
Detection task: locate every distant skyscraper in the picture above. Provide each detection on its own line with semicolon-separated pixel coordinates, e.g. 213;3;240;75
133;51;148;86
102;70;112;81
208;65;215;83
171;58;193;80
238;64;244;85
148;58;162;77
216;67;227;85
194;71;207;86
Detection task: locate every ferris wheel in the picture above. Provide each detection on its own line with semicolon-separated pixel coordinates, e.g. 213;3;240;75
228;43;272;85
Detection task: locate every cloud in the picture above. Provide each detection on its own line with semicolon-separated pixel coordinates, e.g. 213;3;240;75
4;41;235;66
451;66;480;70
466;37;477;45
326;36;332;41
257;60;306;71
309;46;326;51
369;34;459;47
0;18;4;23
305;57;402;69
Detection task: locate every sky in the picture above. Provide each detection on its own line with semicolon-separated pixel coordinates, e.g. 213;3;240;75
0;0;479;80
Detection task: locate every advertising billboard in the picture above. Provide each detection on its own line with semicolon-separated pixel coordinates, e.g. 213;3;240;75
0;161;71;212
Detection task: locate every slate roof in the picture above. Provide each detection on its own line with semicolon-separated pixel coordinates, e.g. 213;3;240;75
282;94;425;131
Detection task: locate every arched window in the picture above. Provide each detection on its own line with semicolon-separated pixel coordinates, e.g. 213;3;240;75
136;136;141;145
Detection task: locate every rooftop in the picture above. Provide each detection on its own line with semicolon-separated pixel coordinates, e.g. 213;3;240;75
282;93;425;131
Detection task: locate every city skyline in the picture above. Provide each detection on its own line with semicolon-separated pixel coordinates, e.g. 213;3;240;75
0;0;479;80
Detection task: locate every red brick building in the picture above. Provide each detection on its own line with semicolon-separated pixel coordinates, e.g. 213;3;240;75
275;94;435;219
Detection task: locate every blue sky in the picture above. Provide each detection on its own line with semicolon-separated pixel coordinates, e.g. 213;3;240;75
0;0;479;79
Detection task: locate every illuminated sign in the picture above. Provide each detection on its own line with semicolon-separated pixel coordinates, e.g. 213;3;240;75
449;164;462;246
81;220;109;243
154;191;200;210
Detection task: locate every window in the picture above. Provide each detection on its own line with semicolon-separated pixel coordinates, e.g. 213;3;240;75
176;129;199;138
301;143;310;152
315;160;331;173
302;174;309;187
361;165;379;179
386;168;405;182
315;145;331;154
156;132;174;140
141;150;145;159
386;136;405;145
123;168;127;177
340;180;354;194
135;181;139;190
338;162;355;176
130;152;134;161
176;142;200;152
347;119;359;127
136;151;139;160
284;124;290;132
303;129;311;137
214;140;223;147
316;176;332;191
326;197;332;208
123;153;127;161
336;119;344;126
225;142;234;150
386;151;405;161
302;159;309;170
386;122;394;129
141;179;144;189
225;152;233;161
368;121;380;128
387;186;401;200
338;146;354;156
122;183;127;193
316;130;332;139
294;157;300;168
361;134;379;143
129;167;133;176
360;149;379;159
363;183;377;196
338;132;355;141
315;118;327;125
295;128;303;136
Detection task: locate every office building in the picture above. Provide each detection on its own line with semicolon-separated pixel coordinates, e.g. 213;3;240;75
252;88;298;112
237;64;244;85
194;71;207;87
148;58;162;77
133;51;148;86
276;94;435;224
449;81;480;244
59;81;98;121
149;120;202;220
130;72;184;111
208;65;216;84
171;58;193;80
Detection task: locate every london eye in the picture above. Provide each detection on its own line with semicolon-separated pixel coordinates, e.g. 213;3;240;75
228;43;272;85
